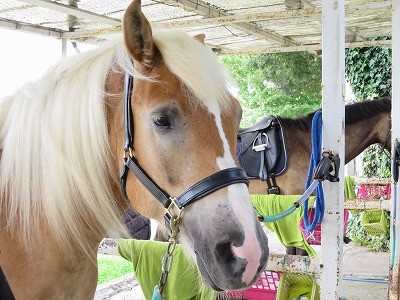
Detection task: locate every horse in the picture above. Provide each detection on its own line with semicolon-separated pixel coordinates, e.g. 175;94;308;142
0;1;269;298
245;97;391;255
247;97;391;195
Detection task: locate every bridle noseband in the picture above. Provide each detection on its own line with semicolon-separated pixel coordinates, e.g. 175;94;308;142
119;73;249;228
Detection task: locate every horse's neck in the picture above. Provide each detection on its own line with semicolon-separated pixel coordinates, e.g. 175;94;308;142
284;124;312;157
283;124;312;171
284;111;390;164
0;215;99;299
344;112;391;163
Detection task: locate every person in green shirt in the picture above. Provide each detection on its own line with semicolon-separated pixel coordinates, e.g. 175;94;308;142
118;239;216;300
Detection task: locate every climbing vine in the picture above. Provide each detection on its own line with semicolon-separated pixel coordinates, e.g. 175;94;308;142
345;39;392;251
345;37;392;100
345;38;392;179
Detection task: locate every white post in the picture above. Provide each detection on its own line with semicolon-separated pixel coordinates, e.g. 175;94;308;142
62;38;67;57
389;0;400;299
320;0;345;299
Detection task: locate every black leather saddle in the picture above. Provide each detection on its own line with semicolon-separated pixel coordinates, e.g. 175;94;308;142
237;116;287;194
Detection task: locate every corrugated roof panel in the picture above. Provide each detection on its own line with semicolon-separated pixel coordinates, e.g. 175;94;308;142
76;0;132;16
141;3;197;22
226;4;287;15
258;17;322;37
0;0;27;12
205;0;284;11
0;5;68;29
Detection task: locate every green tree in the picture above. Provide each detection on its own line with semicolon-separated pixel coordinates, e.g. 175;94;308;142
220;52;322;126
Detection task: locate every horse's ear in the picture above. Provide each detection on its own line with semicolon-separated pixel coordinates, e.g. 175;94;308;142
194;34;206;44
123;0;155;68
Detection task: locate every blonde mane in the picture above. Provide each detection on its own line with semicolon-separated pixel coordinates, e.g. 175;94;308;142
0;29;235;253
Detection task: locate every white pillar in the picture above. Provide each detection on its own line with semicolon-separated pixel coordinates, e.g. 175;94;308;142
320;0;345;299
62;38;67;57
389;1;400;299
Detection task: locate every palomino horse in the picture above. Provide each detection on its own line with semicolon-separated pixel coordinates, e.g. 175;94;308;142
247;97;391;255
0;1;268;298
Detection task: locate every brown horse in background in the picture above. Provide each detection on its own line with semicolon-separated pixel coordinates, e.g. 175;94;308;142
0;1;268;298
248;98;391;194
247;97;391;254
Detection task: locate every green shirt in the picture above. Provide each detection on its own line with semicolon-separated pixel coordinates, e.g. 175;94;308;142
252;194;317;257
117;239;216;300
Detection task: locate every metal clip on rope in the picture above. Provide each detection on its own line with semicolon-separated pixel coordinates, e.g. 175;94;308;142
259;152;340;223
314;151;340;182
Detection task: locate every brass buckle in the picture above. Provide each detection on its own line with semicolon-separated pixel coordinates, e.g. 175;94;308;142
165;197;184;237
123;147;133;159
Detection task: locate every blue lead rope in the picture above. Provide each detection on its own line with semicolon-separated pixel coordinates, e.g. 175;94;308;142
303;111;325;232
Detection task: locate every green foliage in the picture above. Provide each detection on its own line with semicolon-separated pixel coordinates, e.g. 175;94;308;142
362;144;391;178
345;38;392;100
345;41;391;179
97;255;132;284
345;40;392;251
347;211;390;252
220;53;322;127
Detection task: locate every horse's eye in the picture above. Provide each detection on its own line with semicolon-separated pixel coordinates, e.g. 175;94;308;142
154;115;171;128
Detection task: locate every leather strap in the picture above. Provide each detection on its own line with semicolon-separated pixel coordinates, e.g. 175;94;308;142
176;168;249;208
121;156;171;208
121;156;249;209
123;74;134;152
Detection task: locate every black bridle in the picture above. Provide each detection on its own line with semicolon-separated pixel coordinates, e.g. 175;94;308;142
119;73;249;226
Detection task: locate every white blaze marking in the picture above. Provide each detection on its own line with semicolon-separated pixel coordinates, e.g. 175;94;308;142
208;103;263;285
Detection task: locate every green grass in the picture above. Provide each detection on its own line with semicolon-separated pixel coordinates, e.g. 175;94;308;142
97;254;133;284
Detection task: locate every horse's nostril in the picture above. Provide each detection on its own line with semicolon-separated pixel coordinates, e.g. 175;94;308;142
216;242;235;263
215;242;247;277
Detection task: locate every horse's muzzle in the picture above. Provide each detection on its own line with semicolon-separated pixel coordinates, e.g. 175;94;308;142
192;214;269;291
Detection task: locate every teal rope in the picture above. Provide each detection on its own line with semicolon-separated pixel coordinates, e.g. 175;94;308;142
260;180;320;223
262;206;297;223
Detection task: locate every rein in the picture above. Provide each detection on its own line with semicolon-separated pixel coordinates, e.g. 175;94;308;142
119;73;249;298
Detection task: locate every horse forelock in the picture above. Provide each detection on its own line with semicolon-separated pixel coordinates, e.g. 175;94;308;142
0;39;128;254
151;29;236;113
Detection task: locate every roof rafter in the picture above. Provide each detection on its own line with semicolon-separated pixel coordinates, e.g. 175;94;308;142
16;0;121;27
0;17;63;38
219;39;392;55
